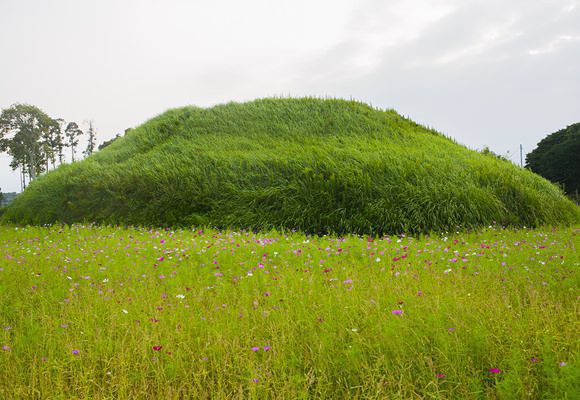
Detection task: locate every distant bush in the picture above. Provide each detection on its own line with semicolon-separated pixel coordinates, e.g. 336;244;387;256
3;98;578;234
97;134;121;151
480;146;510;162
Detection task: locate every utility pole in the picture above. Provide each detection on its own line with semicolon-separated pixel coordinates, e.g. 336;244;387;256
519;144;523;167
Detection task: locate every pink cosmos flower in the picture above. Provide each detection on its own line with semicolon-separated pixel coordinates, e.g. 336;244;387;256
152;346;162;351
391;310;403;315
263;345;271;351
251;346;260;352
489;368;501;374
72;349;80;355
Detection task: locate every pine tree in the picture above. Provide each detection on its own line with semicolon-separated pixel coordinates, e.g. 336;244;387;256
84;120;96;157
54;118;66;165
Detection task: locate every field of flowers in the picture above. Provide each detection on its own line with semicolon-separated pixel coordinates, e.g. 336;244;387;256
0;224;578;399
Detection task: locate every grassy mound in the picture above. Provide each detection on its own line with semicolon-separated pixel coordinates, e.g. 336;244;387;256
3;98;578;233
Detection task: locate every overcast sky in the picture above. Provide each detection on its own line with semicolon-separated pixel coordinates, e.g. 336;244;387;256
1;0;579;192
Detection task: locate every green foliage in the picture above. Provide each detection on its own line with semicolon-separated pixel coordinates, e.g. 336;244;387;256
83;120;97;157
526;123;580;196
0;104;57;181
65;121;83;162
3;98;579;234
480;146;509;162
0;224;577;398
97;134;120;151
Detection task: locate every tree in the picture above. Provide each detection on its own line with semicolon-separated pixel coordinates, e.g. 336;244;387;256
65;121;83;162
0;104;55;185
53;118;67;166
526;122;580;196
84;120;97;157
41;118;64;171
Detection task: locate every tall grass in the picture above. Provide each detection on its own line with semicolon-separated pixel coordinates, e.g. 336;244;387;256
0;224;577;398
3;98;578;233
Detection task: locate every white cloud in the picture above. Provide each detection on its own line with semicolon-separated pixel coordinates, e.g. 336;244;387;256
562;1;578;13
333;0;458;73
528;34;580;55
434;18;523;65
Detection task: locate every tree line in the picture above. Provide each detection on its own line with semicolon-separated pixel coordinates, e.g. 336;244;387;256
526;122;579;203
0;104;97;190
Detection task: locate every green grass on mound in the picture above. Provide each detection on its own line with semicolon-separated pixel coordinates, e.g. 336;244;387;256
3;98;578;233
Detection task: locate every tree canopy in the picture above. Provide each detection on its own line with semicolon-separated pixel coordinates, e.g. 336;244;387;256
0;104;56;183
0;103;97;189
526;122;580;196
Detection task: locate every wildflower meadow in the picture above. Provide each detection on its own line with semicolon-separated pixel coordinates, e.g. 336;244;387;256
0;224;577;398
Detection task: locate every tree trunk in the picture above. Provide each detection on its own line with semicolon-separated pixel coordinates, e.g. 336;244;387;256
28;150;36;181
22;166;27;190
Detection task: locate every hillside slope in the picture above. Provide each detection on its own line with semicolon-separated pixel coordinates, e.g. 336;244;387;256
3;98;578;234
